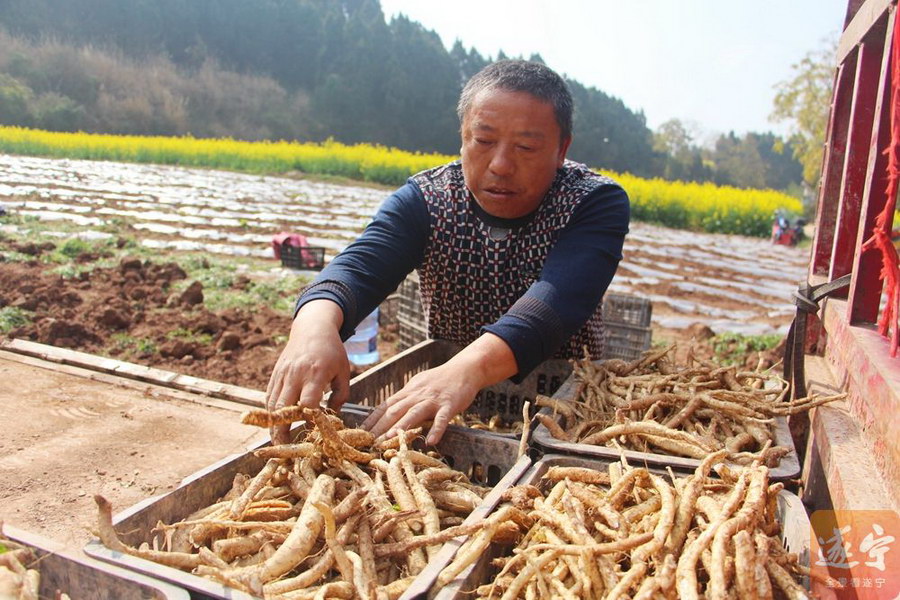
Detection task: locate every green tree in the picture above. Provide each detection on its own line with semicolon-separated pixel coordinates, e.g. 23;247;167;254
567;80;656;176
712;132;767;189
0;73;33;125
770;38;836;187
653;119;712;182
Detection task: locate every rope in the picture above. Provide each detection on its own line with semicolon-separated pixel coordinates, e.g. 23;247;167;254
861;8;900;357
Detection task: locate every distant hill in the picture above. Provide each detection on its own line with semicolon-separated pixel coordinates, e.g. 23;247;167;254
0;0;658;175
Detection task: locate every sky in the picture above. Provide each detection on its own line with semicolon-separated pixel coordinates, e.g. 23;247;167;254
379;0;848;142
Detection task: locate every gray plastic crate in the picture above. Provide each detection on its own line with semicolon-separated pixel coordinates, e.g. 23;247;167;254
348;339;571;430
279;243;325;270
603;292;653;327
433;454;811;599
398;311;429;350
84;407;531;600
396;278;653;360
531;373;801;481
3;524;188;599
601;293;653;360
398;272;427;349
601;321;653;361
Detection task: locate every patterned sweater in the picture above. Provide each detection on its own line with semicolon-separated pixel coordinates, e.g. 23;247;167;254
297;159;629;380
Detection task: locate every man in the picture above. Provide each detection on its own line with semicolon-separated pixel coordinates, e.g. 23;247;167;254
266;60;629;444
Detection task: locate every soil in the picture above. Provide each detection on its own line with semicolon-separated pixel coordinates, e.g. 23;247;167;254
0;352;265;551
0;231;787;555
0;241;401;390
0;237;780;394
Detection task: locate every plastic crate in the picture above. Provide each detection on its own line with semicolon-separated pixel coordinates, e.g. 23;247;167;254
602;293;652;360
279;243;325;270
397;272;427;349
396;279;653;359
602;321;653;361
3;524;188;600
433;454;811;599
603;292;653;327
531;372;801;481
348;339;571;428
84;407;531;600
398;271;424;318
398;311;428;349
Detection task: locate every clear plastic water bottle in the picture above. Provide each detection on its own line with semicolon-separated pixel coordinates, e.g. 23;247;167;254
345;308;380;366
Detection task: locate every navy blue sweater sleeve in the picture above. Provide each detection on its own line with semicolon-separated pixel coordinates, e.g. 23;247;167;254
482;184;630;379
295;182;429;340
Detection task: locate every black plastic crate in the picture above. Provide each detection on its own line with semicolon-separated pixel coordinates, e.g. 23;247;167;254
279;243;325;270
531;369;801;481
348;339;571;428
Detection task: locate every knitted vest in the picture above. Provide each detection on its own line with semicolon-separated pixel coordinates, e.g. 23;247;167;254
412;160;616;359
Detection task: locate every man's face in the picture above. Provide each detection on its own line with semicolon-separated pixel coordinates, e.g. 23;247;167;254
460;88;571;219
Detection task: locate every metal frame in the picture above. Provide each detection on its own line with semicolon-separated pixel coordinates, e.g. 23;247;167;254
811;0;897;325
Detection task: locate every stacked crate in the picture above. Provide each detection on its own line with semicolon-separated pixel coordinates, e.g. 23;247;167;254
397;271;427;349
397;272;653;360
601;292;653;360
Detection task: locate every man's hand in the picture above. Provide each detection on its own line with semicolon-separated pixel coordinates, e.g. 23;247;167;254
265;300;349;444
361;333;517;445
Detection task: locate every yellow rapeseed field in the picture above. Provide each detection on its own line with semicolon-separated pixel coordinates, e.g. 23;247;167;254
0;126;801;237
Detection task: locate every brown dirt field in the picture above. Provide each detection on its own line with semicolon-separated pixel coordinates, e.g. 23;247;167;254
0;249;292;390
0;351;265;552
0;237;779;391
0;242;400;390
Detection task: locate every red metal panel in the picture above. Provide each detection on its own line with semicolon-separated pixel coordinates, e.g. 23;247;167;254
811;61;857;275
848;8;896;324
830;37;887;284
844;0;867;27
838;0;894;63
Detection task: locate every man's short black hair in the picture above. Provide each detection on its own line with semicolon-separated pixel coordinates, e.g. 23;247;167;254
457;59;573;141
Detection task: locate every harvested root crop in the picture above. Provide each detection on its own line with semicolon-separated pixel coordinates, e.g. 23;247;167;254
450;412;525;435
438;456;810;599
93;408;498;599
539;345;845;464
0;523;73;600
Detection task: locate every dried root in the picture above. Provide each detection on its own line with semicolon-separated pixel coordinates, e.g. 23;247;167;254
0;527;40;600
92;408;494;597
436;456;810;599
540;345;846;465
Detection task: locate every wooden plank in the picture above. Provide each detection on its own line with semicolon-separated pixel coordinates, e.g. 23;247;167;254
837;0;894;64
811;61;857;274
0;350;246;413
0;338;265;407
822;296;900;509
844;0;870;29
849;7;896;323
830;38;886;284
801;355;896;512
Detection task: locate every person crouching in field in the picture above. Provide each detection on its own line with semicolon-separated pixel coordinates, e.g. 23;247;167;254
266;59;630;445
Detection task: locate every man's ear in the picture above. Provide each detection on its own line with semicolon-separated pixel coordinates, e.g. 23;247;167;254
557;136;572;167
